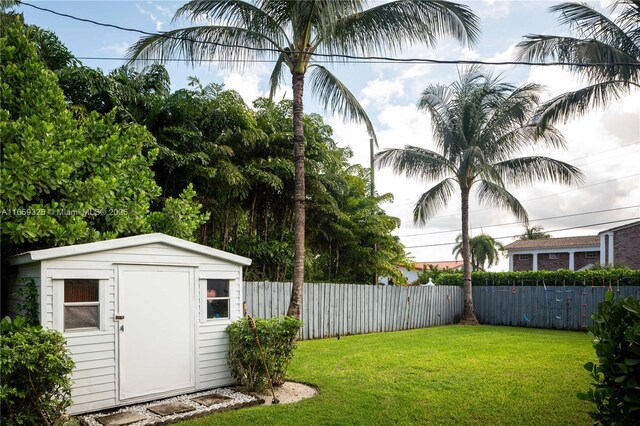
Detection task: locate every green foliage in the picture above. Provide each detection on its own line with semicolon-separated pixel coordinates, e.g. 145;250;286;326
435;269;640;286
0;316;75;425
415;264;443;285
15;279;39;326
149;184;210;242
578;291;640;424
226;316;302;391
0;21;206;259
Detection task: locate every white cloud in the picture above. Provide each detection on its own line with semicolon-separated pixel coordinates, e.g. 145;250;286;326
102;41;131;56
136;4;165;31
477;0;512;21
220;71;263;105
360;79;404;109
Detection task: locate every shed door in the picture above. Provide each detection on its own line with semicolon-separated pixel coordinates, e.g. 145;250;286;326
118;266;195;401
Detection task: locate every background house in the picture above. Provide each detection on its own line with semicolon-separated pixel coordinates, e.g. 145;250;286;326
504;220;640;271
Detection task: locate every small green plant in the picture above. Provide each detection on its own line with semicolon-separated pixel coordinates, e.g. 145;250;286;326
15;279;40;326
578;290;640;424
226;316;302;391
0;316;75;425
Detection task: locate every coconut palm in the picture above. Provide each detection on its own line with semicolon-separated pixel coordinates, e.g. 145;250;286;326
127;0;480;317
376;68;583;323
453;233;504;271
516;0;640;128
519;225;551;240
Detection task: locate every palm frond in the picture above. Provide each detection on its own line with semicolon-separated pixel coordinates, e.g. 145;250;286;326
476;180;529;224
550;2;639;59
413;178;457;225
268;51;289;99
126;26;282;67
532;80;633;127
517;35;640;84
321;0;479;57
493;156;583;186
375;146;454;182
416;84;459;157
308;64;377;145
174;0;291;47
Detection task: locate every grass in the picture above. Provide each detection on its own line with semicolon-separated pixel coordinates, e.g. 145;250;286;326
181;325;594;425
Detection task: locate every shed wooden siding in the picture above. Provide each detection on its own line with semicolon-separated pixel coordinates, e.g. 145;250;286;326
37;242;242;414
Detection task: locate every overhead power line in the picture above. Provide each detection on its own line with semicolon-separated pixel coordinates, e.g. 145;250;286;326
404;217;639;249
386;171;640;213
398;205;640;238
21;1;640;68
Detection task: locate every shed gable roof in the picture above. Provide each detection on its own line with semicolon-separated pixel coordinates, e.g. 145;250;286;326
9;233;252;266
504;236;599;251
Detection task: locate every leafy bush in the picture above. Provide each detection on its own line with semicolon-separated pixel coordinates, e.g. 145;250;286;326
578;291;640;424
435;269;640;286
0;316;75;425
15;279;39;326
226;316;302;391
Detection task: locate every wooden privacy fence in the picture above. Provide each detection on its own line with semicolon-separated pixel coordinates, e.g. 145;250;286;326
243;282;463;340
473;285;640;330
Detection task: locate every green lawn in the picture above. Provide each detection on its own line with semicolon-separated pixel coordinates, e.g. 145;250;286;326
182;325;595;425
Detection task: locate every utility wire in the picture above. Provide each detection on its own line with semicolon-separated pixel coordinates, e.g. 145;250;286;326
398;205;640;238
21;1;640;68
386;171;640;212
404;217;639;249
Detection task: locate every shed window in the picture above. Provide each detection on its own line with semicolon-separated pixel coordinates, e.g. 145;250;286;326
519;254;529;260
549;253;560;260
206;279;229;319
64;279;99;331
586;251;598;259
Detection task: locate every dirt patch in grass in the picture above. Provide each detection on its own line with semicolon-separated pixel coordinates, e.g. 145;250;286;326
255;381;318;405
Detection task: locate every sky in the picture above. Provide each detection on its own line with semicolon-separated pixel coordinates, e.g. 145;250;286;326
18;0;640;271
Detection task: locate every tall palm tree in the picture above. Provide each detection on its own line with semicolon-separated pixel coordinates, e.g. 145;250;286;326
519;225;551;240
376;68;583;323
127;0;480;318
516;0;640;128
453;233;504;271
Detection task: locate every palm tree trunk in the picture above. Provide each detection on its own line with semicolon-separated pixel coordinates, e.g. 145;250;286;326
287;71;305;318
461;188;479;324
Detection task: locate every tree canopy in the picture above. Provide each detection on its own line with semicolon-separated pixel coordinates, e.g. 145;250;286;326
0;19;208;261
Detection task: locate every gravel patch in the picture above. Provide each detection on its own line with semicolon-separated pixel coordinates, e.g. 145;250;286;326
78;388;261;426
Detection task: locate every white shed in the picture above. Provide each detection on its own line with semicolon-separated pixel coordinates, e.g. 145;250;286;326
7;233;251;414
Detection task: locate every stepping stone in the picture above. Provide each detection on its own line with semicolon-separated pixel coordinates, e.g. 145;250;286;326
192;394;232;407
147;401;195;416
96;412;147;426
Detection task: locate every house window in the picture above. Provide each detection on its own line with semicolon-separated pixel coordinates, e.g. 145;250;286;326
586;251;598;259
206;279;230;319
64;279;99;331
549;253;560;260
519;254;529;260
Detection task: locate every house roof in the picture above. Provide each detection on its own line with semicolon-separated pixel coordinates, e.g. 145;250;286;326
599;219;640;234
9;233;252;266
504;236;600;251
415;260;464;270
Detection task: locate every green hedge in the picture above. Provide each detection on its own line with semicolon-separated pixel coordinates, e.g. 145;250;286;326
434;269;640;286
578;291;640;423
